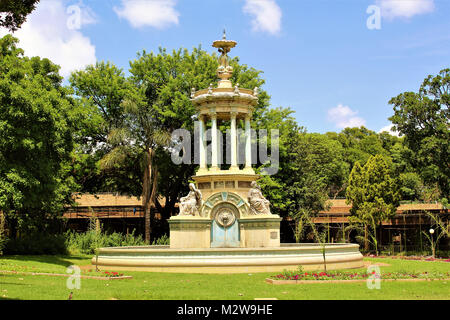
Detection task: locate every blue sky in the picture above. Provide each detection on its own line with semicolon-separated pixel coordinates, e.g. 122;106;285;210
1;0;449;134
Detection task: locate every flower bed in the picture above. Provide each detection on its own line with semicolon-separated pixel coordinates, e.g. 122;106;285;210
367;255;450;262
0;270;132;280
102;271;123;278
267;268;450;283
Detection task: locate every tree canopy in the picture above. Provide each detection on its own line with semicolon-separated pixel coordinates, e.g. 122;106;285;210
346;154;401;254
389;68;449;200
0;35;77;235
0;0;39;32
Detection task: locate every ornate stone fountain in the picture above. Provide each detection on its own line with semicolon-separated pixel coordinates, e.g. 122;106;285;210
168;31;282;249
91;33;364;273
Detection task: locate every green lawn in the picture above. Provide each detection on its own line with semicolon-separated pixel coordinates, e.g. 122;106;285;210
0;255;449;300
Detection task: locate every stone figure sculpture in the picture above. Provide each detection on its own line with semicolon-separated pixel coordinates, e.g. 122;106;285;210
218;47;230;69
180;183;202;216
234;83;240;95
248;181;271;215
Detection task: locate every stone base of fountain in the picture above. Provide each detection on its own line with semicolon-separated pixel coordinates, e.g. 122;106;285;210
92;243;364;273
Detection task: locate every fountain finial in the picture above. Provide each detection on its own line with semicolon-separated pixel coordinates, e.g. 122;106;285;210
212;31;237;88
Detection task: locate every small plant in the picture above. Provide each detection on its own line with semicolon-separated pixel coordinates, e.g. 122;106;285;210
422;211;449;259
88;207;101;233
151;234;170;245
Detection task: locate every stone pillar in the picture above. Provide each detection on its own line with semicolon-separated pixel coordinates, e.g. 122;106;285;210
245;114;252;169
230;112;238;169
211;113;218;169
199;115;206;170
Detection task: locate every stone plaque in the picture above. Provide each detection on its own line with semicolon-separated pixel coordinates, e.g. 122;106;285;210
197;182;211;190
225;181;235;188
238;181;252;188
270;232;278;239
214;181;225;189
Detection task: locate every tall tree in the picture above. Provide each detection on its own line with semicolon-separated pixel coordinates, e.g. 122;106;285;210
389;68;449;199
0;35;76;236
346;154;400;254
127;47;270;241
0;0;39;32
69;61;142;195
257;111;344;242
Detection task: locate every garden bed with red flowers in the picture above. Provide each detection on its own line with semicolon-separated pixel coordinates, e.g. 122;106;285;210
266;269;450;284
0;270;132;280
99;271;131;279
366;255;450;262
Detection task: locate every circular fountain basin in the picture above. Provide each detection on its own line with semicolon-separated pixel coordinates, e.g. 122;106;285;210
92;243;364;273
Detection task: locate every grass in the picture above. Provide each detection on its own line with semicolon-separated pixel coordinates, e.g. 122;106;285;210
0;255;449;300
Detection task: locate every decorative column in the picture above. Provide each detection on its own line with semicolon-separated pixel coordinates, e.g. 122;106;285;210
245;114;252;169
199;115;206;170
230;112;238;169
211;112;219;170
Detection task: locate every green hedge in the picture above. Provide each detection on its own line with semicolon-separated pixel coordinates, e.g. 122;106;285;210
4;234;68;255
2;230;147;255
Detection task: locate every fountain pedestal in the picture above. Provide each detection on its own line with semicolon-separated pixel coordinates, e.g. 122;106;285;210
168;216;211;249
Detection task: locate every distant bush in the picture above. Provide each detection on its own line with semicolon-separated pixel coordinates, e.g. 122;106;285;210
151;234;170;245
0;214;5;255
0;235;6;255
65;229;146;254
2;229;147;255
4;234;68;255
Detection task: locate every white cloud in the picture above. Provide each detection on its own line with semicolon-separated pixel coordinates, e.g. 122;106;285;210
243;0;282;35
327;104;366;129
114;0;179;29
375;0;435;19
0;0;97;78
379;124;400;137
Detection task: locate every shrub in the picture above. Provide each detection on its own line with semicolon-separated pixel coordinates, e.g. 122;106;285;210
65;229;146;254
2;229;148;255
4;233;68;255
0;235;6;255
0;213;5;255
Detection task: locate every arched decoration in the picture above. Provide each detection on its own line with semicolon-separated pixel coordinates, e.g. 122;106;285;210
201;192;249;219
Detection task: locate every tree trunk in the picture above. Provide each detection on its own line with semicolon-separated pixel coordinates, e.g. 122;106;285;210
0;210;5;247
149;164;159;241
142;148;154;244
364;224;369;252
